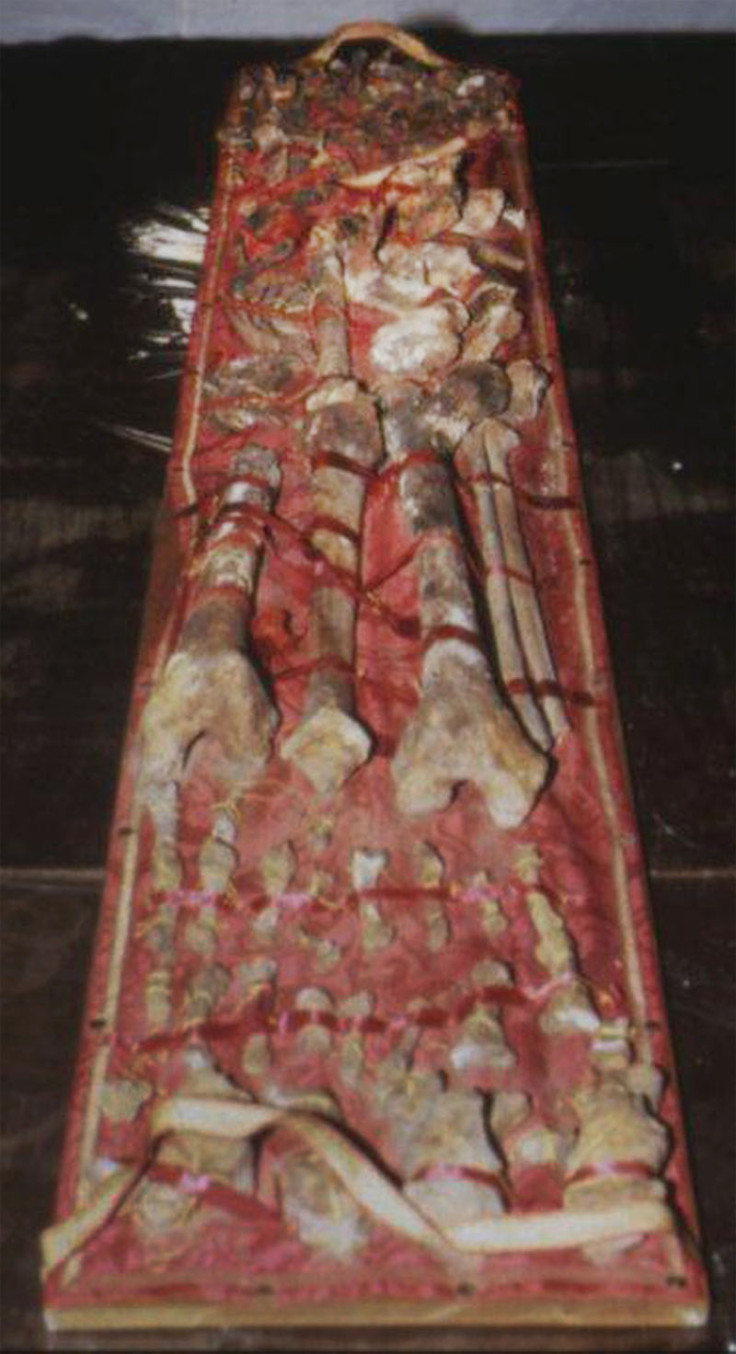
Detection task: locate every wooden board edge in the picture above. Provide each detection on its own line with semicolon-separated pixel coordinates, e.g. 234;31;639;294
45;1294;709;1332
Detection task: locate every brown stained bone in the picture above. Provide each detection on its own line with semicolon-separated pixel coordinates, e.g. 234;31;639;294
475;417;569;741
140;448;281;892
282;381;382;795
505;358;550;425
385;445;547;828
462;283;524;363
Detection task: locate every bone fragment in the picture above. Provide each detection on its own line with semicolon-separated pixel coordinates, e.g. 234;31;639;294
295;987;335;1055
451;960;515;1071
455;187;506;236
376;1059;507;1229
309;227;350;378
261;841;296;894
370;300;467;377
145;968;172;1032
101;1079;150;1125
140;447;281;891
564;1075;670;1260
183;963;230;1025
414;842;450;949
338;991;374;1088
505;358;550;425
253;841;296;943
590;1018;632;1074
183;910;218;960
350;848;394;952
462;284;523;362
384;444;547;827
241;1033;270;1077
282;382;381;794
455;422;552;748
424;361;511;448
198;807;239;896
281;1151;369;1256
477;416;569;740
526;887;598;1034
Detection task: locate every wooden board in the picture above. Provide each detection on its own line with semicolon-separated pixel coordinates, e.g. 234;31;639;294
42;23;708;1333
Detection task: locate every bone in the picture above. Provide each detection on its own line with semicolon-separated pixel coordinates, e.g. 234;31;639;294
390;156;463;240
254;841;296;944
564;1075;669;1225
455;422;552;749
198;807;239;896
491;1092;566;1171
282;381;381;795
101;1078;150;1125
351;848;394;952
415;842;450;950
281;1151;369;1256
526;886;598;1035
473;416;568;740
505;358;550;425
309;227;350;379
183;909;218;960
383;438;547;828
183;962;230;1025
455;187;506;236
451;960;516;1071
144;967;172;1032
295;987;336;1056
376;1059;507;1229
338;991;374;1088
462;283;523;362
140;446;281;892
370;300;467;377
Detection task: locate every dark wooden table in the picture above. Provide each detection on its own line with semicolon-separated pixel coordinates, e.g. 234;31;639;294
1;32;733;1352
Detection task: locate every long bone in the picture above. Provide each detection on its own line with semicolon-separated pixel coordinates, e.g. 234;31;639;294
139;446;281;891
475;416;568;741
382;388;547;827
454;423;552;750
282;227;381;795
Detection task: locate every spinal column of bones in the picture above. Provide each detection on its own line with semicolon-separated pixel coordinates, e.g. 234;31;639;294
138;138;567;897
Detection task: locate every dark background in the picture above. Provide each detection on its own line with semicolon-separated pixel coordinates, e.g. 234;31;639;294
1;32;734;1351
